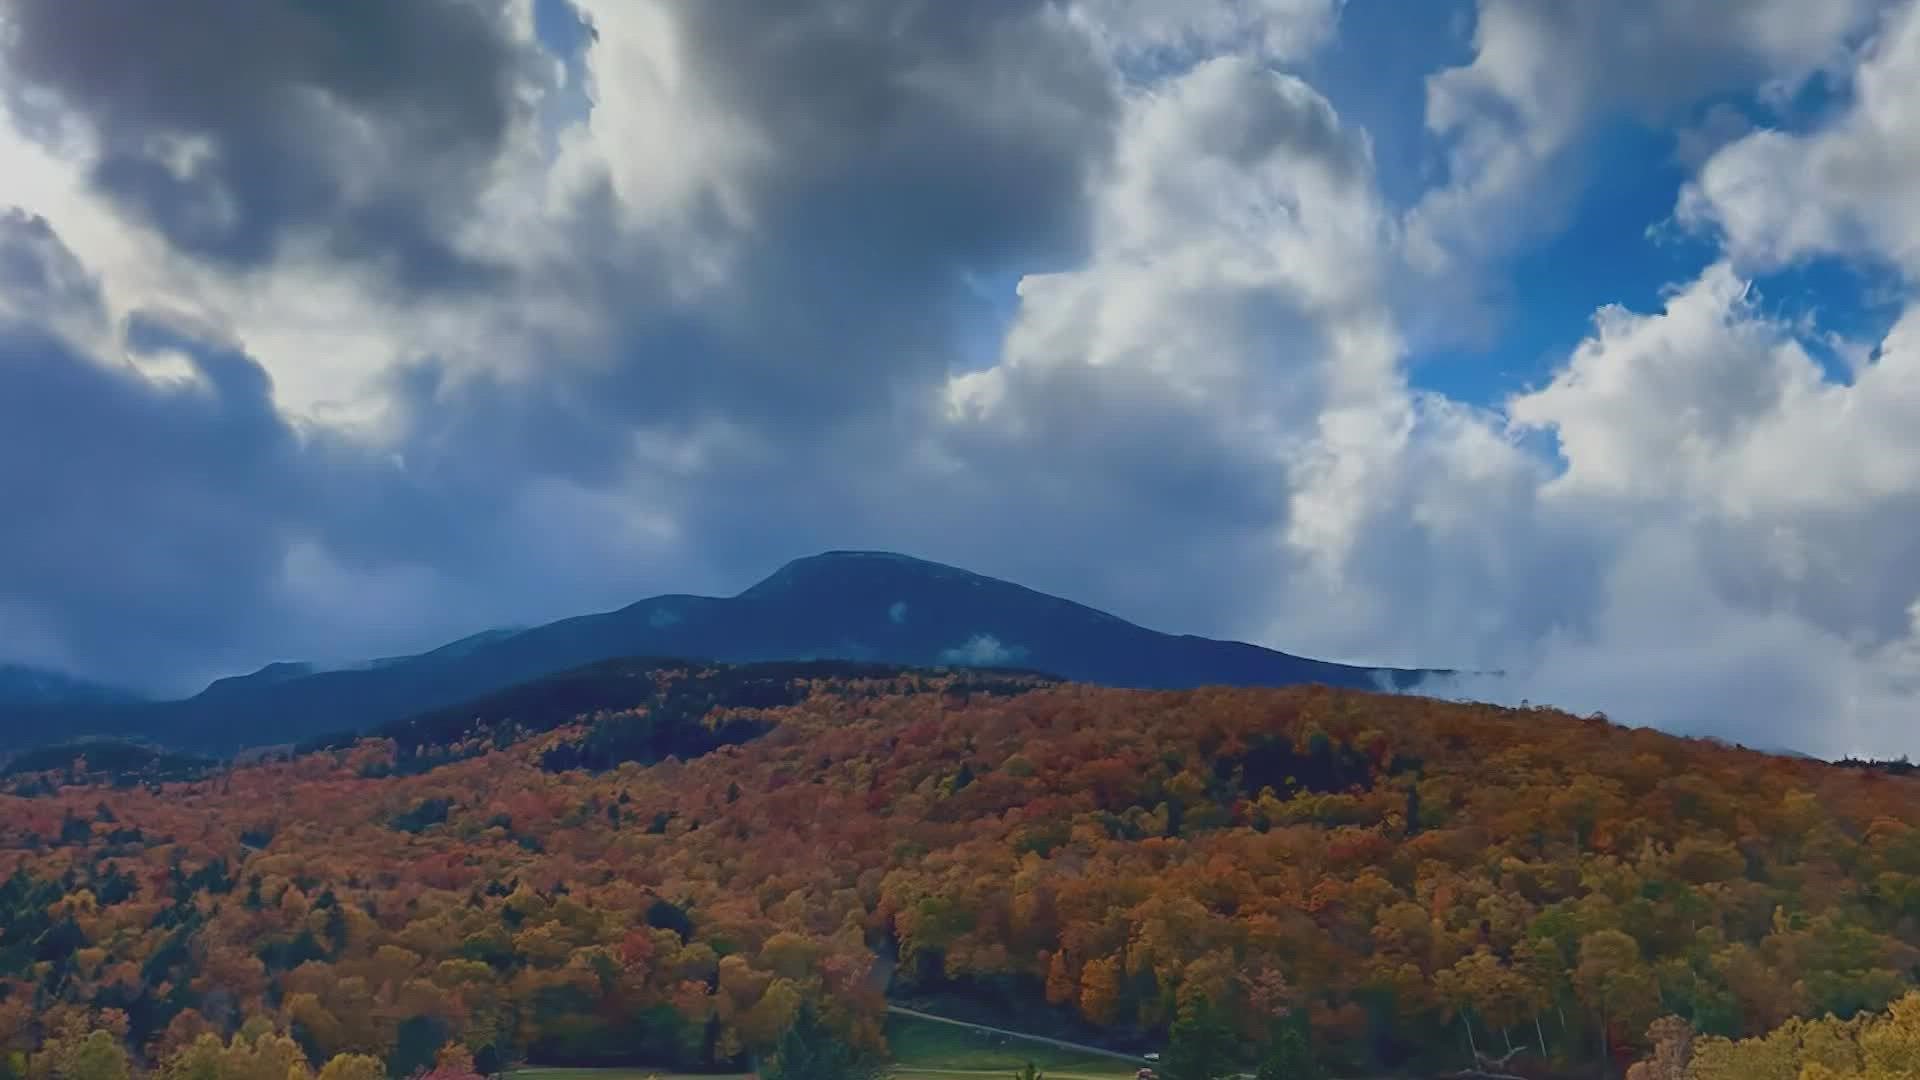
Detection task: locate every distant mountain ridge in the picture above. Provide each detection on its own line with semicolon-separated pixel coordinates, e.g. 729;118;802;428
0;550;1451;754
0;664;145;708
195;627;527;700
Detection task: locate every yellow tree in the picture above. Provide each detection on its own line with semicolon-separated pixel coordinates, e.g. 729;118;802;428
1079;956;1122;1026
1858;991;1920;1076
315;1056;385;1080
1623;1016;1690;1080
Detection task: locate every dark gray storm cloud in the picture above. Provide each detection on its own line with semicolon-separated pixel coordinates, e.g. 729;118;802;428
0;211;304;682
0;211;593;690
545;0;1122;437
0;0;535;289
324;0;1127;514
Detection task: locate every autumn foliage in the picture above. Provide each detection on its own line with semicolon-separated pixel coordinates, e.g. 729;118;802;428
3;664;1920;1078
1628;991;1920;1078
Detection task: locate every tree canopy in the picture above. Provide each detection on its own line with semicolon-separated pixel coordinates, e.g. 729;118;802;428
1;672;1918;1077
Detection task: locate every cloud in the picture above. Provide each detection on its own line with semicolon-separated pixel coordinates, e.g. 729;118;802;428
1408;0;1884;272
1672;103;1756;171
889;602;909;625
0;207;102;333
1222;253;1920;760
1678;0;1920;278
0;0;542;290
939;635;1029;668
921;55;1400;638
1065;0;1341;68
418;0;1126;460
1476;268;1920;757
1422;536;1920;761
0;207;688;693
0;211;317;688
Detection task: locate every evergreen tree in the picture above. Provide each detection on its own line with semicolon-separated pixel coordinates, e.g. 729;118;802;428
1255;1017;1321;1080
1161;997;1237;1080
762;1002;880;1080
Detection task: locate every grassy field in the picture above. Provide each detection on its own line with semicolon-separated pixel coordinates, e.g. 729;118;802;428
890;1068;1139;1080
883;1014;1139;1079
506;1060;752;1068
890;1070;1139;1080
503;1014;1139;1080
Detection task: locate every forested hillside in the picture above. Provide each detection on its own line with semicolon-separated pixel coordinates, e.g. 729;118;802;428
3;664;1919;1079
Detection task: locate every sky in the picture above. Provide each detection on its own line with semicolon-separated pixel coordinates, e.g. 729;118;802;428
2;0;1920;759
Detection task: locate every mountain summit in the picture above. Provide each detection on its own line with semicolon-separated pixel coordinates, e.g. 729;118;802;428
0;551;1448;755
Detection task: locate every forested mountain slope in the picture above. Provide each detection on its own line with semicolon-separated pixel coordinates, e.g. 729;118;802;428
2;663;1916;1079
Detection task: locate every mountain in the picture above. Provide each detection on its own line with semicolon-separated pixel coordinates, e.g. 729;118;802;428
197;661;320;700
0;550;1450;754
0;663;145;707
196;628;529;701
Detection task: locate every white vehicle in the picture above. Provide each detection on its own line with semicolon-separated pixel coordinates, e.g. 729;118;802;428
1144;1053;1161;1062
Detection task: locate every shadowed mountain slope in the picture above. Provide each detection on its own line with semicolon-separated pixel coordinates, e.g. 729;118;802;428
0;551;1446;754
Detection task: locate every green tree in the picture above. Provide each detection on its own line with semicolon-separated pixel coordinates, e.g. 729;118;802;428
1161;997;1236;1080
1574;929;1659;1067
761;1003;880;1080
1012;1064;1045;1080
1254;1017;1321;1080
60;1032;128;1080
389;1016;449;1080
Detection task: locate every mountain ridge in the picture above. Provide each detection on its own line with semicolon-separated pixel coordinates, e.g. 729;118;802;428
0;550;1452;755
0;663;147;708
